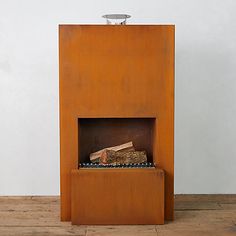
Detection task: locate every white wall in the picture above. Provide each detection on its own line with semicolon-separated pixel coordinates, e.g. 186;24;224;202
0;0;235;195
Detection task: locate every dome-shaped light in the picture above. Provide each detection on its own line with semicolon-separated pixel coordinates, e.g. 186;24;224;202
102;14;131;25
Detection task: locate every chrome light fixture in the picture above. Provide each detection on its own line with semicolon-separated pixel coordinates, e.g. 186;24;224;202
102;14;131;25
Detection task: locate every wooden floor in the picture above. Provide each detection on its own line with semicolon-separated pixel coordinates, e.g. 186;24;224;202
0;195;235;236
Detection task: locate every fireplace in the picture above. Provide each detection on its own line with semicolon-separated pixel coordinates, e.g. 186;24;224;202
78;118;155;164
59;25;174;224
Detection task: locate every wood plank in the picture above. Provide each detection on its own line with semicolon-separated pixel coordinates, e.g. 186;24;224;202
175;194;236;210
157;229;236;236
0;226;86;236
86;226;157;236
175;201;221;210
219;203;236;210
175;194;236;203
71;168;164;225
0;197;60;227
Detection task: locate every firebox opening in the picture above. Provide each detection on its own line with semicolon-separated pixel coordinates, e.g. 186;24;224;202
78;118;155;167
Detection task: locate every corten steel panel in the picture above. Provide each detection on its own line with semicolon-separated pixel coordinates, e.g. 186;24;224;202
71;168;164;225
59;25;175;221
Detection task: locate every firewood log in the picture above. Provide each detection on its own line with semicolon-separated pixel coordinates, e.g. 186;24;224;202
100;150;147;165
90;141;135;163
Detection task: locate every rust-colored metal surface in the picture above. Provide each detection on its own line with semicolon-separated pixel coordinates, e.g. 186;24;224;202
59;25;175;222
71;168;164;225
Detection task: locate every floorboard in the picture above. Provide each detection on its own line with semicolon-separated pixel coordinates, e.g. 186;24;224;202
0;195;235;235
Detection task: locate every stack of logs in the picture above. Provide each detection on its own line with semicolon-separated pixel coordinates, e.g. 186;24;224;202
89;142;147;165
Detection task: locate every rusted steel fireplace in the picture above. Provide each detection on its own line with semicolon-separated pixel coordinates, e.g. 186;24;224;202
59;25;174;225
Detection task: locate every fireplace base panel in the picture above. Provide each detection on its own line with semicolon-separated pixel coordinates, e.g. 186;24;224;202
71;168;164;225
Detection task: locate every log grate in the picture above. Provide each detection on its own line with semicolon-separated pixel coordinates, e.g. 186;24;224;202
79;162;155;168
